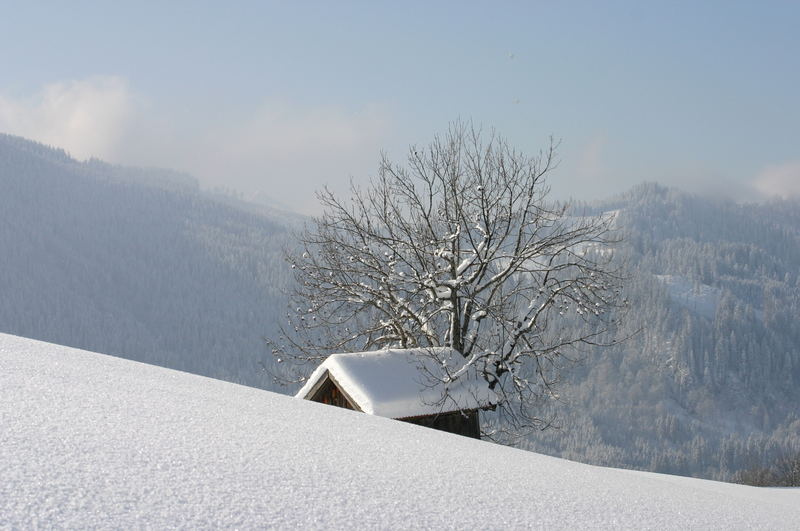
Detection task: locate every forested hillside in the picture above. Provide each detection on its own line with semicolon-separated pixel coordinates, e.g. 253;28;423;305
0;134;292;388
2;134;798;481
524;183;800;480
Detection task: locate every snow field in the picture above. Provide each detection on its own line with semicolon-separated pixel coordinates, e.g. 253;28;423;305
1;333;798;529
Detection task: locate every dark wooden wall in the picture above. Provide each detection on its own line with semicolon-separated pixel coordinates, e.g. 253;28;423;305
402;410;481;439
310;377;355;410
308;375;481;439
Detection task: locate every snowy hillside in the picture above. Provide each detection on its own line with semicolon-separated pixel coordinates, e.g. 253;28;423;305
527;184;800;480
3;133;799;482
1;333;798;529
0;133;292;388
654;274;722;320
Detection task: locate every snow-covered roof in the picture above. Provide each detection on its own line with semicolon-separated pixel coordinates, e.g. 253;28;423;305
296;347;497;419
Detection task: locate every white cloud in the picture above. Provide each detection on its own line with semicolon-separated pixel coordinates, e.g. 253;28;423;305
0;77;135;161
575;134;608;180
753;162;800;199
550;134;614;201
182;102;390;213
0;77;393;214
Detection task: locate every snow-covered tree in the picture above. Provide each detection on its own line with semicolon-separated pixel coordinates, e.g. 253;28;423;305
273;123;626;435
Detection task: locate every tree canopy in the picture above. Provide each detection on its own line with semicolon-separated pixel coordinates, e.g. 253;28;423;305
274;123;626;436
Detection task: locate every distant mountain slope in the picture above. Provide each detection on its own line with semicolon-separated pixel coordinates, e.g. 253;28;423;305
0;133;292;388
3;133;798;481
525;183;800;480
2;332;797;529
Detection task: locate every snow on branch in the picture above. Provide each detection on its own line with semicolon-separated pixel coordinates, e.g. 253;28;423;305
271;121;627;436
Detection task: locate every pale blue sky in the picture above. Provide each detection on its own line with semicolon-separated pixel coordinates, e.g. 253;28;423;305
1;1;798;212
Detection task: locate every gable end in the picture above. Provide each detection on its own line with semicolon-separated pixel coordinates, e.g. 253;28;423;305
304;369;362;412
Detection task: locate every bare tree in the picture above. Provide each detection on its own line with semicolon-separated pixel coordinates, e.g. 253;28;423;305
733;452;800;487
272;122;626;436
774;452;800;487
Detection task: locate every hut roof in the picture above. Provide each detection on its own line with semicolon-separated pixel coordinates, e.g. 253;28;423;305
295;347;497;419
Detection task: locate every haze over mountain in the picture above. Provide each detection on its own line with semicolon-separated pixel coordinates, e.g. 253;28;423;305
1;133;798;480
526;184;800;480
0;133;293;388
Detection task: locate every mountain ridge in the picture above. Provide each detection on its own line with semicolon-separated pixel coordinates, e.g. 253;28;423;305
0;132;293;388
525;182;800;479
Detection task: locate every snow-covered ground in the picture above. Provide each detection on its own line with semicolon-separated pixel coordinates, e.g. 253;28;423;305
1;333;797;529
655;274;722;319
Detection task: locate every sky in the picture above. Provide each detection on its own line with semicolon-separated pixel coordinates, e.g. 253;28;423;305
1;1;798;214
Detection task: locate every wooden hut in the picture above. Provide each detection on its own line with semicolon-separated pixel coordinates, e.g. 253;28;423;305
295;348;496;439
